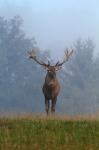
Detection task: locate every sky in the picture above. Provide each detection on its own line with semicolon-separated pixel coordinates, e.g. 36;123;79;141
0;0;99;58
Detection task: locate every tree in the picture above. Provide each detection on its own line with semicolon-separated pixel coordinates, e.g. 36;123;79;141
60;38;98;114
0;16;44;113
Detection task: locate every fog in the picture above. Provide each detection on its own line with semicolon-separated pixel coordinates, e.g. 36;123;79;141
0;0;99;58
0;0;99;115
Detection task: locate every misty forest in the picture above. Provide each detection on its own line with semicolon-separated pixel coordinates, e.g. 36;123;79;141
0;16;99;115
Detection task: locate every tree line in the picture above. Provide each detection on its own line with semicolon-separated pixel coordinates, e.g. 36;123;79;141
0;16;99;114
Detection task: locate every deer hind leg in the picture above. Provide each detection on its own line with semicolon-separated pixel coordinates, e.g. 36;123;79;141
45;98;50;116
51;98;57;115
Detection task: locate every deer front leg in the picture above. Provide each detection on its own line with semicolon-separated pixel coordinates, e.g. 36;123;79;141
51;98;57;115
45;98;50;116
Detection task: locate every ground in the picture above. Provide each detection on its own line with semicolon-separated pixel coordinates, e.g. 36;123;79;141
0;114;99;150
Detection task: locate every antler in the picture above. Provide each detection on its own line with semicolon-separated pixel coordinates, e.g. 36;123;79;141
55;49;73;67
28;49;49;68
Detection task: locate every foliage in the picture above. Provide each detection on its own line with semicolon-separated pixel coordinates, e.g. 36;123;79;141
59;38;99;114
0;16;43;112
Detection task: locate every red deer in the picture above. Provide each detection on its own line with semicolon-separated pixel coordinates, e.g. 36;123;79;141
28;49;73;116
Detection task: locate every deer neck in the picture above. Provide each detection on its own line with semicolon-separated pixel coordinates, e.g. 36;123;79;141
45;74;58;88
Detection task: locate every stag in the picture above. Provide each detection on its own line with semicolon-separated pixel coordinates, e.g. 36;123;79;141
28;49;73;116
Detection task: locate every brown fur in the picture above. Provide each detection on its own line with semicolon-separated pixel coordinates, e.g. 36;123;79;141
42;66;60;115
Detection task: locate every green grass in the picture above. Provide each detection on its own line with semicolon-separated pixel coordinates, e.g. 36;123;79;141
0;116;99;150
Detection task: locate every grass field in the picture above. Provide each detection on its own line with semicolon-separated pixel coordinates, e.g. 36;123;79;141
0;115;99;150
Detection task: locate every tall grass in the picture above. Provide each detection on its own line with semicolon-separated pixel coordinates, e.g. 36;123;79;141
0;115;99;150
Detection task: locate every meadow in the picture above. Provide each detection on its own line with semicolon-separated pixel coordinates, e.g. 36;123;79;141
0;115;99;150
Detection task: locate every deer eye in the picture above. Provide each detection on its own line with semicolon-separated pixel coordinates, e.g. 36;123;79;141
48;70;51;72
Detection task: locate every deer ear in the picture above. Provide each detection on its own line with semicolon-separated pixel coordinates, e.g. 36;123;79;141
55;66;62;71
